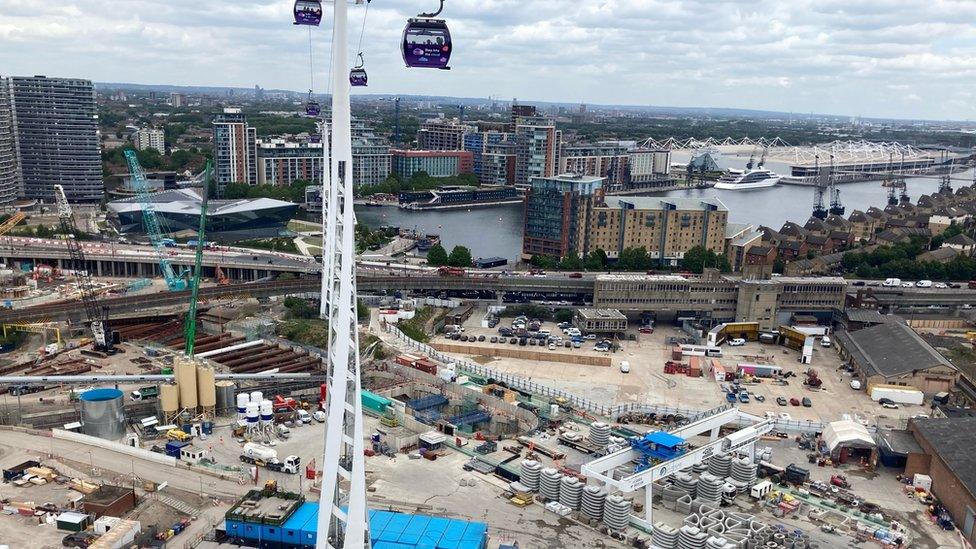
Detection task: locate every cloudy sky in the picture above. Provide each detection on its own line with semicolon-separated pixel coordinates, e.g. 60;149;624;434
1;0;975;120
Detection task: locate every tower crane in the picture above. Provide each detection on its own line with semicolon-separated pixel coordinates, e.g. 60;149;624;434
123;149;188;291
53;185;113;353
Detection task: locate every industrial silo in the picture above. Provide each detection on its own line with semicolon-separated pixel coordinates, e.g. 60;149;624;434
79;389;125;440
215;381;236;416
196;365;216;418
175;358;198;412
160;383;180;423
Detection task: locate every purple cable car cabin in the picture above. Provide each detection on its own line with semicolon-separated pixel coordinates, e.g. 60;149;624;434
401;18;452;70
293;0;323;26
349;69;368;87
306;101;321;117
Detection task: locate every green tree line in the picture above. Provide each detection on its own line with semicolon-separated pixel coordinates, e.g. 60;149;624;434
528;245;731;273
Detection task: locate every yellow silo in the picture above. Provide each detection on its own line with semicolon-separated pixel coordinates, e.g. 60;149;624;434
197;364;216;417
174;357;198;411
160;383;180;423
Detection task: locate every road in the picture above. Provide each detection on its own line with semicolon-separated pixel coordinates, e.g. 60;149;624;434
0;429;247;498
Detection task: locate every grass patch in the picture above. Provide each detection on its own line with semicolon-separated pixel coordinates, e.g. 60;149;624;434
276;318;328;348
397;307;443;343
238;237;299;255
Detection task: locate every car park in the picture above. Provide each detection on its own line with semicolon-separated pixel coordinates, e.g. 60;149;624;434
802;397;812;407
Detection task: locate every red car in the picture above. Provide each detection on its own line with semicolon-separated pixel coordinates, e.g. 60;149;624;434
569;272;583;279
790;397;801;406
639;327;654;334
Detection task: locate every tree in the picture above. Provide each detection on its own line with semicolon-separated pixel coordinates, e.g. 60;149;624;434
617;246;651;271
554;309;574;323
447;245;472;268
584;249;607;271
530;254;558;270
426;244;449;266
558;254;583;271
681;246;731;273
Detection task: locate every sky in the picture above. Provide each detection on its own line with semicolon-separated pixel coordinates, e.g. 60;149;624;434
1;0;975;120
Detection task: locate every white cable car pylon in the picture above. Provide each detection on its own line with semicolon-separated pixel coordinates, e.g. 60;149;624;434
315;0;370;547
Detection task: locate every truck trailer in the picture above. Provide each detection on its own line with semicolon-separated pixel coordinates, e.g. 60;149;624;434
869;385;924;405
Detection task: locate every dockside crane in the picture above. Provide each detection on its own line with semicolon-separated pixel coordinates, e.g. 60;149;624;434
123;149;188;291
53;185;113;353
828;155;845;216
811;155;828;220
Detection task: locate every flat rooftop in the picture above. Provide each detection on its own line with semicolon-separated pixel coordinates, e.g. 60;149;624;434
576;308;626;320
603;196;728;212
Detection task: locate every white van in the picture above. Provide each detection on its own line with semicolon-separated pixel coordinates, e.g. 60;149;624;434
916;280;932;288
820;336;831;348
619;361;630;373
882;278;901;287
297;409;312;424
850;379;862;390
728;338;746;347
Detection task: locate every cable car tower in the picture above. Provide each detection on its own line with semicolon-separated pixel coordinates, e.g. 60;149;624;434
899;152;910;204
885;152;898;206
307;1;370;548
939;149;954;194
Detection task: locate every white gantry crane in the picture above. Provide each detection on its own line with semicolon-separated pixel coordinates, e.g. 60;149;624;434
581;406;775;529
316;1;371;548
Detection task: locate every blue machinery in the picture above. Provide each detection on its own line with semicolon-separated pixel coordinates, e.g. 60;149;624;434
123;149;189;291
630;431;689;473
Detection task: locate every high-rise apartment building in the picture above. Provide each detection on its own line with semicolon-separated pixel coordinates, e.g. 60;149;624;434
514;117;561;190
521;174;604;260
7;76;102;201
133;127;165;153
255;138;324;186
510;104;537;131
480;138;517;186
463;130;508;183
587;197;728;265
0;78;19;205
169;93;186;108
212;108;257;189
628;148;672;186
559;143;630;190
390;149;473;180
416;119;472;150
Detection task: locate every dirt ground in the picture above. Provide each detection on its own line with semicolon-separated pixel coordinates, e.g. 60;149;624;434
430;307;926;426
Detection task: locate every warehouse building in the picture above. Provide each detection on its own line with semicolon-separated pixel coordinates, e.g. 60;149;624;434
906;418;976;545
833;321;959;395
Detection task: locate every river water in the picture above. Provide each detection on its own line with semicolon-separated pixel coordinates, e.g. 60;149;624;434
355;167;976;262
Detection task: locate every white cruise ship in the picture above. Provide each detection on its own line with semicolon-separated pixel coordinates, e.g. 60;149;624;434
714;168;781;190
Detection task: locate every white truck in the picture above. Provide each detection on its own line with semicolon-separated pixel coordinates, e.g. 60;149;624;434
870;386;924;405
240;443;301;474
882;278;901;287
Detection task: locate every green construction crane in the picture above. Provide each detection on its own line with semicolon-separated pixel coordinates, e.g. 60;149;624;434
184;161;212;357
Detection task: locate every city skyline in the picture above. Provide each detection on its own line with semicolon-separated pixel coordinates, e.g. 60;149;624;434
1;1;975;121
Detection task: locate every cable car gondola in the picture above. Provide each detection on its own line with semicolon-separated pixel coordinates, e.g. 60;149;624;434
402;0;451;70
350;53;368;87
305;90;321;117
293;0;323;26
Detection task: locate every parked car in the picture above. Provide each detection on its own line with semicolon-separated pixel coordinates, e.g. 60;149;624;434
528;338;537;346
852;281;865;286
509;337;517;344
820;336;831;348
776;397;788;406
477;335;486;342
639;327;654;334
738;392;750;403
490;336;498;343
878;397;899;409
584;334;597;340
801;397;812;407
619;361;631;373
754;394;765;402
900;282;913;288
569;272;583;278
564;341;571;348
728;338;746;347
935;282;948;289
779;412;792;421
790;397;800;406
548;343;556;350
